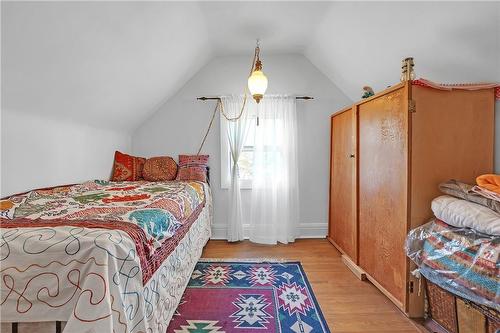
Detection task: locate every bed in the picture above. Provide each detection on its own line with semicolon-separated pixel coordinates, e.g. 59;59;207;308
0;180;212;333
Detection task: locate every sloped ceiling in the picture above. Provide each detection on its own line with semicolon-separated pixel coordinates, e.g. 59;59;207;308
1;2;212;131
2;1;499;131
198;1;331;55
306;1;500;100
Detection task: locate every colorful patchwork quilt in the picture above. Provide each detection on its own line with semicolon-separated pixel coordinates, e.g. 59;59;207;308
1;180;205;245
0;180;212;333
406;220;499;310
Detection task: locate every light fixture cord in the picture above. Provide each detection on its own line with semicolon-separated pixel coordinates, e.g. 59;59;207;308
196;99;219;155
197;42;260;155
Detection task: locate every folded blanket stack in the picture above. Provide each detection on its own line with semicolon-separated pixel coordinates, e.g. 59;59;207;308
435;175;500;235
405;174;500;310
439;179;500;214
408;220;500;310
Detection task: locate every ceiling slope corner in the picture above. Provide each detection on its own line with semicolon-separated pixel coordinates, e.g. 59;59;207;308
302;51;354;104
303;48;355;103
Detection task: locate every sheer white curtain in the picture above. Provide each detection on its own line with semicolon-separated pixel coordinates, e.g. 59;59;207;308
221;96;252;242
249;96;299;244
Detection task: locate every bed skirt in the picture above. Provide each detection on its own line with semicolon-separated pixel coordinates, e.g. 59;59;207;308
0;201;212;333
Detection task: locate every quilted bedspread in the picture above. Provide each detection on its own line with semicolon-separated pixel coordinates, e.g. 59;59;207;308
0;180;212;333
406;220;499;310
1;180;205;245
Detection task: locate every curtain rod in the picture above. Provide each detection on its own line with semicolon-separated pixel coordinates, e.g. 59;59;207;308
197;96;313;101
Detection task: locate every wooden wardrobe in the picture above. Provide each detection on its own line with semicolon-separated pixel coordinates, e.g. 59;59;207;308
328;81;495;318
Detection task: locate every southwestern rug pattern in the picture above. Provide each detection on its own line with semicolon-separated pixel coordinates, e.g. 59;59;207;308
167;260;330;333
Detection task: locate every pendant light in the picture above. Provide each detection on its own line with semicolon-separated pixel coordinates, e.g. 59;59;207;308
247;40;268;103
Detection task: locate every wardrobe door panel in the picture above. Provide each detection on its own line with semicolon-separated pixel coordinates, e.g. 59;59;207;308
329;109;357;261
358;87;409;307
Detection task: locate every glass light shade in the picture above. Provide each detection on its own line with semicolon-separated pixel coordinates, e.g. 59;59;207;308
248;70;268;102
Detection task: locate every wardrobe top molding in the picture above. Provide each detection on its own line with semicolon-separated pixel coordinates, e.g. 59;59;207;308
333;82;408;117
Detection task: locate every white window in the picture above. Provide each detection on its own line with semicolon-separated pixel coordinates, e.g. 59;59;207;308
221;95;299;244
220;96;294;190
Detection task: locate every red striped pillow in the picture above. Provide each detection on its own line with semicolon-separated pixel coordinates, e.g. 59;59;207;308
176;155;209;182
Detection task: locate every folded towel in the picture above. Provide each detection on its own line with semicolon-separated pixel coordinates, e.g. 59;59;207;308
477;174;500;194
432;195;500;236
439;180;500;213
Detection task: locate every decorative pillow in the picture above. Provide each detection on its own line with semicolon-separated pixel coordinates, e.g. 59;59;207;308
142;156;178;181
111;151;146;181
176;155;209;182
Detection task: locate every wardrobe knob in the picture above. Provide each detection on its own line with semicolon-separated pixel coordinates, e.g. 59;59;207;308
349;154;355;158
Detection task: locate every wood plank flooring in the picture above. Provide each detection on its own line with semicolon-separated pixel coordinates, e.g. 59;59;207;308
202;239;426;333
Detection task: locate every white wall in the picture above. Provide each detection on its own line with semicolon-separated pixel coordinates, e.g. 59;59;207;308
132;54;352;238
1;110;131;196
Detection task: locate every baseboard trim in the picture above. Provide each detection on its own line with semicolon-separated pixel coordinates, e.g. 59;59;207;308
210;222;327;240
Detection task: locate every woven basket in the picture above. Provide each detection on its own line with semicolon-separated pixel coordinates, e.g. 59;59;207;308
426;281;458;333
426;280;500;333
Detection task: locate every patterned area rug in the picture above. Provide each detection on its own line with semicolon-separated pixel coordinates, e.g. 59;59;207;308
167;260;330;333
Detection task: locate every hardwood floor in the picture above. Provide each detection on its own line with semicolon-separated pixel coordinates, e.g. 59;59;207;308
202;239;426;333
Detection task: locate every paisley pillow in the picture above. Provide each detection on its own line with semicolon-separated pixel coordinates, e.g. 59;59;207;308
142;156;178;181
111;151;146;181
176;155;209;182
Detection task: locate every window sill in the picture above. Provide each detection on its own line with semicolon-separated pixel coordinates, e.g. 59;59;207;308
220;181;253;190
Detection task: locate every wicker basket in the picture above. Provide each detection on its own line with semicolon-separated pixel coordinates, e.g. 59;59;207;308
425;280;499;333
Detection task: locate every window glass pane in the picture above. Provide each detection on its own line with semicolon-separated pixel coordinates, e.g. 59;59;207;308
222;101;288;187
238;150;254;180
245;124;256;146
